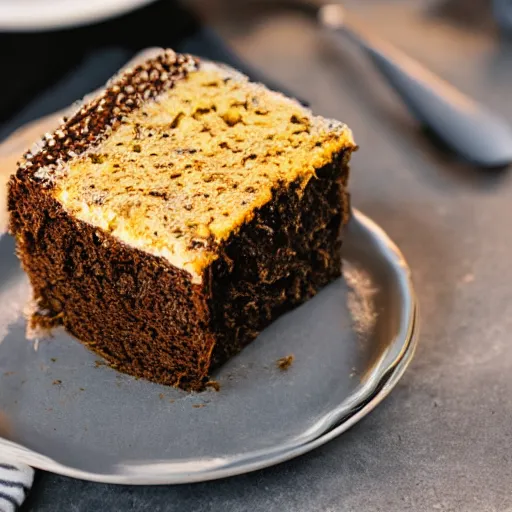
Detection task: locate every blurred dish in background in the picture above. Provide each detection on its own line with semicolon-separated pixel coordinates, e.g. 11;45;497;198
0;0;158;31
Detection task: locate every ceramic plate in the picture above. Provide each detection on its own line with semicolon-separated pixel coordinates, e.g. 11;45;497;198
0;208;418;484
0;0;157;31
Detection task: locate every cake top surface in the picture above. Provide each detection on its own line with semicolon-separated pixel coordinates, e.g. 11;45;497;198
18;49;355;282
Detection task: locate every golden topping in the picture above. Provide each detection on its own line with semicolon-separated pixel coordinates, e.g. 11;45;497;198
54;65;355;281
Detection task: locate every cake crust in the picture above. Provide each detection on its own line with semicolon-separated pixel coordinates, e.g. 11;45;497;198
17;50;198;186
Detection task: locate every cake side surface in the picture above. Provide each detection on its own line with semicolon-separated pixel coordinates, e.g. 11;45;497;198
9;175;215;390
208;149;351;368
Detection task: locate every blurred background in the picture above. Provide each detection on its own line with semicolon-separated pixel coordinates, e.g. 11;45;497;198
1;0;511;140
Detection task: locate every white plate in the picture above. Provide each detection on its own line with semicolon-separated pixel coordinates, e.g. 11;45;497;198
0;0;157;31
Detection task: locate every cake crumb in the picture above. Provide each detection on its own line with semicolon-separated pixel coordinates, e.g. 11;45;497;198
28;308;63;338
3;371;14;377
276;354;294;371
159;393;164;399
169;399;175;404
51;358;57;362
79;387;85;391
94;360;106;368
205;380;221;392
52;379;62;385
192;403;206;408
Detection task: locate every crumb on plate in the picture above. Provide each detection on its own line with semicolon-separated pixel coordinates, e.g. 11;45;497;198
276;354;294;371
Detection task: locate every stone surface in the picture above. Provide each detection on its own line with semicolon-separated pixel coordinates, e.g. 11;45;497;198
19;1;512;510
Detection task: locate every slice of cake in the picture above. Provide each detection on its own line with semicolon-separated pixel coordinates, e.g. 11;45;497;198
8;49;356;390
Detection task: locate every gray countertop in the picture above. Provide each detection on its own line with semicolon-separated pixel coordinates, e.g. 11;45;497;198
23;1;512;510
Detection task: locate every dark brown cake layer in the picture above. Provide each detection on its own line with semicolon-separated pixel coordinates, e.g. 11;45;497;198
9;173;214;389
9;149;350;390
208;150;351;368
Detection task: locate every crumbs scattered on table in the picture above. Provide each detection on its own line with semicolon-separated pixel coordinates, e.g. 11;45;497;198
52;379;62;385
276;354;294;371
192;404;206;408
3;371;15;377
50;358;57;362
94;360;106;368
205;380;221;392
79;387;85;392
159;393;165;400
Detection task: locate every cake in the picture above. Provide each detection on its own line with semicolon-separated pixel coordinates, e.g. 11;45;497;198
8;49;356;390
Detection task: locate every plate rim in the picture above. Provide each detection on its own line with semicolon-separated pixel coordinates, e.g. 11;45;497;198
0;208;419;484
